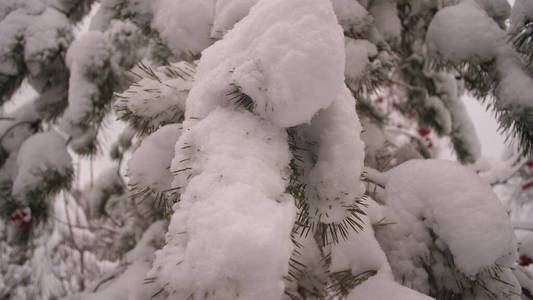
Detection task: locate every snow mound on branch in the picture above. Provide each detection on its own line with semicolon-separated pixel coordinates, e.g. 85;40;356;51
305;87;366;223
13;130;72;198
348;274;434;300
496;52;533;110
369;0;402;44
152;108;294;299
211;0;259;39
510;0;533;33
426;0;505;63
24;7;71;77
383;159;517;276
0;10;31;75
128;124;181;192
345;38;377;84
186;0;345;128
152;0;213;59
330;0;371;33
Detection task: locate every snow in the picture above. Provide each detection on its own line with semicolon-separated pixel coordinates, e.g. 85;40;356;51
211;0;259;39
66;221;168;300
475;0;511;24
496;50;533;110
431;72;481;163
426;0;505;63
369;0;402;44
330;0;371;34
128;124;181;192
344;38;377;85
152;0;213;60
0;0;45;20
304;86;366;223
348;274;434;300
186;0;345;128
330;210;392;277
380;159;517;276
87;166;122;217
0;10;31;76
152;107;295;299
510;0;533;33
64;30;110;116
12;130;72;200
0;101;39;153
24;7;72;78
115;61;195;132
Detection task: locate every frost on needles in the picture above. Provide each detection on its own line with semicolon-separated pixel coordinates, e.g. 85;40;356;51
0;0;530;299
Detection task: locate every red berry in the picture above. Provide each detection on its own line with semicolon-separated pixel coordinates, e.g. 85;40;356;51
520;255;533;266
418;128;431;137
522;181;533;190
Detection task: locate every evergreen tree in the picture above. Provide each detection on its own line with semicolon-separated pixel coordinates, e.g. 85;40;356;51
0;0;532;299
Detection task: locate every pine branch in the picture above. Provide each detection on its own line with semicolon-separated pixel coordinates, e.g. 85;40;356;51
512;19;533;67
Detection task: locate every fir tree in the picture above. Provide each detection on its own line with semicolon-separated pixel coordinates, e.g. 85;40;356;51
0;0;531;299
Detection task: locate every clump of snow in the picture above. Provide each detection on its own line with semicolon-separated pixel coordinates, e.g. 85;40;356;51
509;0;533;34
128;124;181;192
88;166;123;217
426;0;505;63
0;10;31;76
330;210;392;277
496;50;533;110
24;7;72;78
431;72;481;163
115;61;195;133
63;31;111;121
69;221;168;300
13;130;72;200
152;0;213;60
0;101;39;153
344;38;378;85
152;108;294;299
211;0;259;39
381;159;517;276
475;0;510;25
304;86;366;223
369;0;401;45
330;0;372;34
348;274;434;300
186;0;345;128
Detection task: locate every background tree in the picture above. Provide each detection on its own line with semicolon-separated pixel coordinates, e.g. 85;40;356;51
0;0;532;299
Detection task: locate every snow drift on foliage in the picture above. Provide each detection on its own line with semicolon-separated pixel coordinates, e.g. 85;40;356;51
151;108;295;299
186;0;345;128
426;0;505;63
382;159;516;276
13;130;72;200
128;124;181;192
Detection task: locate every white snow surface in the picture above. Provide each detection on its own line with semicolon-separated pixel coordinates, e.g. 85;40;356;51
13;130;72;199
116;61;195;128
304;86;366;223
510;0;533;33
186;0;346;128
152;108;295;299
330;0;371;33
348;274;434;300
152;0;213;59
426;0;505;63
24;7;71;77
0;10;31;75
369;0;402;44
211;0;259;39
128;124;181;192
344;38;378;85
382;159;517;276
